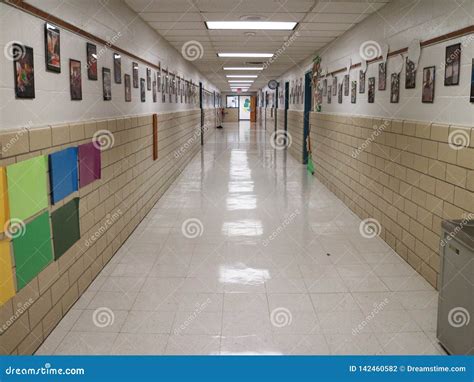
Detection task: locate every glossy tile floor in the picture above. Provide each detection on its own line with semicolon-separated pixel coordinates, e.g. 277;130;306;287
37;122;444;355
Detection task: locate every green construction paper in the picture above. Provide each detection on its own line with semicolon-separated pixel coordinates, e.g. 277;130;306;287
51;198;80;260
7;156;48;221
12;211;53;290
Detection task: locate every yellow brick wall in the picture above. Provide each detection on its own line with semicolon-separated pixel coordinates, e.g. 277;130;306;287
287;110;304;164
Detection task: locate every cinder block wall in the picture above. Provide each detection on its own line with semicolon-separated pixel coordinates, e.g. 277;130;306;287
287;110;304;164
0;110;213;354
311;112;473;287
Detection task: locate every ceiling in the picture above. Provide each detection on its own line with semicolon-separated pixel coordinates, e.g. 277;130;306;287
125;0;391;92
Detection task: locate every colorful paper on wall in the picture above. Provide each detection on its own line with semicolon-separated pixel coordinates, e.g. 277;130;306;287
12;211;53;290
0;240;16;306
49;147;79;204
51;198;80;260
78;142;101;188
0;168;9;233
7;156;48;221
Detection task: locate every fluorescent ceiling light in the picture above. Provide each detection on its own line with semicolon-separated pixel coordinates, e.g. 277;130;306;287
206;21;297;30
223;67;263;71
218;53;273;58
226;75;258;78
228;80;254;83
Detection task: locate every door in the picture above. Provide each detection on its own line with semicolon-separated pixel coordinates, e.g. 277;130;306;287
284;82;289;131
303;71;312;164
239;95;251;120
250;96;256;122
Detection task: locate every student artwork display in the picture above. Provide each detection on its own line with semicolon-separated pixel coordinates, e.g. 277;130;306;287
13;44;35;98
323;79;327;96
378;62;386;90
45;23;60;72
69;59;82;100
405;58;416;89
153;75;157;103
444;43;461;86
140;78;146;102
113;53;121;84
351;81;356;103
103;68;112;100
86;43;97;80
368;77;375;103
157;63;161;92
422;66;435;103
132;62;138;88
471;59;474;103
359;70;365;93
147;68;151;90
124;74;131;102
338;83;343;103
390;73;400;103
344;75;349;96
332;77;337;96
327;86;332;103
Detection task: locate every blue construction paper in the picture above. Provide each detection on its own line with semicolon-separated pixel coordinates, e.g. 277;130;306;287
49;147;78;204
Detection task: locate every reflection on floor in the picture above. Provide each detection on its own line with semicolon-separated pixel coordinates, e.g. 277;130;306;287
37;121;444;355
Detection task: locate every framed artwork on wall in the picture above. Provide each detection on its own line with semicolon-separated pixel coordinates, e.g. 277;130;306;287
338;83;343;103
157;65;161;92
359;70;365;93
147;68;151;90
124;74;131;102
422;66;435;103
113;53;121;84
405;58;416;89
390;73;400;103
344;75;349;96
327;86;332;103
323;79;327;96
351;80;357;103
140;78;146;102
332;77;337;96
45;23;60;73
102;67;111;100
368;77;375;103
470;59;474;103
69;59;82;100
378;62;386;90
153;77;157;103
444;43;461;86
132;62;138;88
86;43;97;80
13;44;35;99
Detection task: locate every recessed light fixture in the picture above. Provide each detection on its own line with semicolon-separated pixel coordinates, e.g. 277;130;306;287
218;53;273;58
226;75;258;78
228;80;254;83
223;67;263;71
206;21;297;30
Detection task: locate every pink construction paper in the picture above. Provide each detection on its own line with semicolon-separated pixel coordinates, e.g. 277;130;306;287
78;142;101;188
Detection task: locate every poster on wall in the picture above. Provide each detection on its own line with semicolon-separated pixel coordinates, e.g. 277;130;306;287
327;86;332;103
152;74;157;103
69;59;82;100
132;62;138;88
113;53;121;84
332;77;337;96
444;43;461;86
140;78;146;102
344;75;349;96
378;62;386;90
368;77;375;103
390;73;400;103
323;79;327;96
102;68;111;100
422;66;435;103
13;44;35;99
351;81;356;103
157;63;161;92
124;74;131;102
471;59;474;103
405;58;416;89
86;43;97;80
338;83;343;104
146;68;152;90
359;70;365;93
45;23;60;73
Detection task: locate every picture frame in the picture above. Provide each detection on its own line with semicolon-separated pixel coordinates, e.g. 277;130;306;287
344;75;349;96
405;58;416;89
102;67;111;101
113;53;121;84
124;73;131;102
157;65;161;93
327;86;332;104
359;70;365;93
444;43;461;86
146;68;151;90
132;62;138;88
153;77;157;103
470;59;474;103
332;77;337;96
13;44;35;99
140;78;146;102
368;77;375;103
69;59;82;100
45;23;60;73
351;80;357;104
422;66;435;103
378;62;386;90
390;73;400;103
338;83;343;103
86;43;97;80
322;79;327;96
